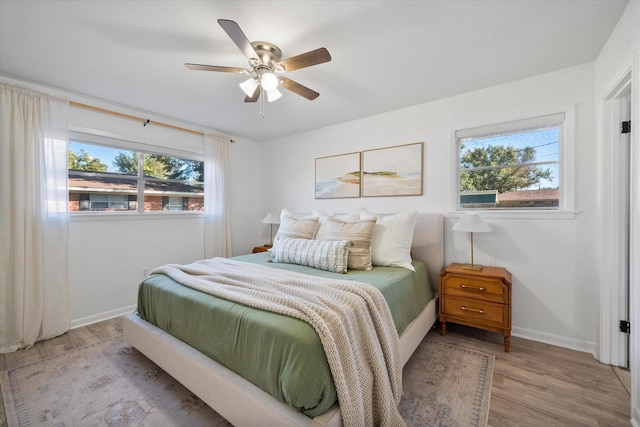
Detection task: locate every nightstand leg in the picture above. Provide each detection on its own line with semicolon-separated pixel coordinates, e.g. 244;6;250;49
441;322;446;336
504;334;510;352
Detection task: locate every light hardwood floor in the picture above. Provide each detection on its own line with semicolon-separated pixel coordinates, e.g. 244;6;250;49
0;318;631;426
429;323;631;426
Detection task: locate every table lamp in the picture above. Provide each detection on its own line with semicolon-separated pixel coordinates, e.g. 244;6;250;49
452;213;491;270
261;212;281;246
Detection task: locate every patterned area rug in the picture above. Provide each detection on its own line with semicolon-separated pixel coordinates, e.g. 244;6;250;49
400;339;494;426
1;335;493;427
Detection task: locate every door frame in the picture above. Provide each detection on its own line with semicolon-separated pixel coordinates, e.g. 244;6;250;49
599;69;632;367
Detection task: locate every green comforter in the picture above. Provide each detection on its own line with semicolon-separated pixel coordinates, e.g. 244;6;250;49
137;252;432;417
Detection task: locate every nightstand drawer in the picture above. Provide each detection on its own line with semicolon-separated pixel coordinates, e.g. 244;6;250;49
443;296;507;325
441;275;506;303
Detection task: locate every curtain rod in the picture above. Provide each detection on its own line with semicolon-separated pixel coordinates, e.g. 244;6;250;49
69;101;234;142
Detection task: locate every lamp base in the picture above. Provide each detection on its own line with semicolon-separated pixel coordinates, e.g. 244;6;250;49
461;264;483;271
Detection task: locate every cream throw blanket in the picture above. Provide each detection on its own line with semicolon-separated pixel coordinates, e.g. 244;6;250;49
151;257;405;427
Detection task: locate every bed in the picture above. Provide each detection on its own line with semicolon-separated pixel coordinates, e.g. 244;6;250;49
123;212;443;426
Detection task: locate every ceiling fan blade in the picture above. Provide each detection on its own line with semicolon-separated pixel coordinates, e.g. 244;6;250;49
217;19;259;63
244;86;260;103
275;48;331;72
185;63;251;74
280;77;320;100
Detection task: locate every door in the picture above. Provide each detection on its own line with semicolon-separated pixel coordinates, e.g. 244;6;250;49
620;91;631;368
600;71;632;369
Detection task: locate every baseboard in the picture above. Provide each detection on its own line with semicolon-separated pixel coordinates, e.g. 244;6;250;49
512;326;596;355
70;305;136;329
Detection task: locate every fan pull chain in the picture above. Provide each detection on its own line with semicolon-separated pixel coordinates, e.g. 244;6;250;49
259;86;266;118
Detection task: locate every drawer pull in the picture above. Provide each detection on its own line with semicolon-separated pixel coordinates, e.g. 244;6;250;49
460;284;485;292
461;306;485;314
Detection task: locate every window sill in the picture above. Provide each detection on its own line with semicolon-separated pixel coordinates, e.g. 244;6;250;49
69;212;205;222
447;209;577;220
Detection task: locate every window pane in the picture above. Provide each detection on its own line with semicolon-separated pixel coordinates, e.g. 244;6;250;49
166;196;184;211
68;141;138;212
461;167;559;208
143;154;204;212
108;195;128;209
459;126;559;210
90;201;109;209
68;140;204;214
89;194;130;211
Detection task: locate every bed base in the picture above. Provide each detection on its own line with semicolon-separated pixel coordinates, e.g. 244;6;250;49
123;297;436;427
123;212;443;426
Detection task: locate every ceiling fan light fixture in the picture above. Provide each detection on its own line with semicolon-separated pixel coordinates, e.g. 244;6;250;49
261;72;279;92
187;20;331;105
239;77;258;97
266;88;282;103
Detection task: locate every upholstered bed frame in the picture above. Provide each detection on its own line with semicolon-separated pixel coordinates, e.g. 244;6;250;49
123;213;443;427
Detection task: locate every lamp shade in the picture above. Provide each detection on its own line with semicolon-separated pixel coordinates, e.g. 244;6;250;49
261;72;279;91
239;77;258;97
266;88;282;102
261;212;281;225
452;213;491;233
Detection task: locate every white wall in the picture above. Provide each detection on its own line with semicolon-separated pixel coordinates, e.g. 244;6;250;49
64;98;265;327
227;136;270;256
263;62;599;353
594;2;640;425
68;215;205;325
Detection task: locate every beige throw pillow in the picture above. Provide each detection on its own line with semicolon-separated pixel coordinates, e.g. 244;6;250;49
312;209;360;240
272;210;319;252
325;218;376;270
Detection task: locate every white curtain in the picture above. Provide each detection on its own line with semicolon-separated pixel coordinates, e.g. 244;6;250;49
204;133;232;258
0;83;69;352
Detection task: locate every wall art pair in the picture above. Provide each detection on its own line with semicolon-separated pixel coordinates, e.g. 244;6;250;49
315;142;423;199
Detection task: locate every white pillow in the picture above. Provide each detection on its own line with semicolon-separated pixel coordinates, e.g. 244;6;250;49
312;209;360;240
272;237;350;274
360;209;418;271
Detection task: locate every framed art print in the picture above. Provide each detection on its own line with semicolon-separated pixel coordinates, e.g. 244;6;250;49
362;142;423;197
315;152;361;199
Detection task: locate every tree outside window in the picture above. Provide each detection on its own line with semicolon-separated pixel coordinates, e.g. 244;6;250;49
67;140;204;213
457;115;562;210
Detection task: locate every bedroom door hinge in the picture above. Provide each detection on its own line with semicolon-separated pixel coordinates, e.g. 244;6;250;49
621;121;631;134
619;320;630;334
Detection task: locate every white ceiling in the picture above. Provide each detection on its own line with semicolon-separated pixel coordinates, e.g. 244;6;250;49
0;0;628;142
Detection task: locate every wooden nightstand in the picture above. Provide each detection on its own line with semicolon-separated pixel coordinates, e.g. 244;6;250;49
439;263;512;352
252;244;272;253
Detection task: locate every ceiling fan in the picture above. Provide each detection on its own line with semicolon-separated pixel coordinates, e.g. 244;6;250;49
185;19;331;104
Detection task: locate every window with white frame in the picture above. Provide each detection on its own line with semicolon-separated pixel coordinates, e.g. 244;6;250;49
89;194;128;210
68;133;204;213
165;196;186;211
456;113;565;211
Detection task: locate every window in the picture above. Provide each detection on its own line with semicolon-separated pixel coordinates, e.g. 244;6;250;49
164;196;186;211
68;134;204;214
456;113;564;211
141;153;203;212
90;194;128;210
